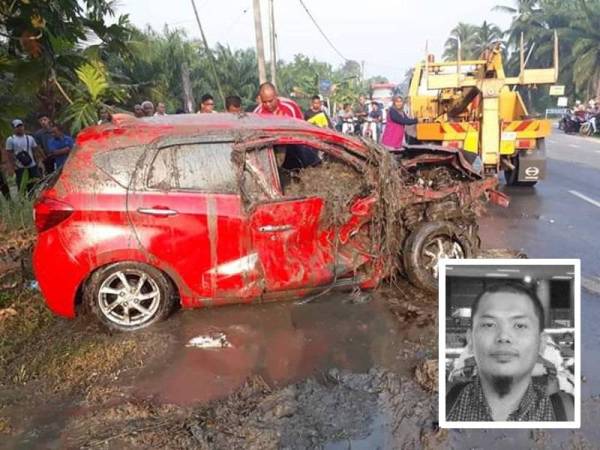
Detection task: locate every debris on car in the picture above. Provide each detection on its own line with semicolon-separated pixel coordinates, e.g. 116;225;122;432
32;114;507;330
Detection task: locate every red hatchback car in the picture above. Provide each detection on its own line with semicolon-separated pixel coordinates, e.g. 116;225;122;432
33;114;502;331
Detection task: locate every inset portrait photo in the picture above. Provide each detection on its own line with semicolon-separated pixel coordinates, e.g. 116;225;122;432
439;259;580;429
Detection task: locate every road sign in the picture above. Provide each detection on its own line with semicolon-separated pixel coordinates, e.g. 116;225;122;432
319;80;332;95
550;85;565;96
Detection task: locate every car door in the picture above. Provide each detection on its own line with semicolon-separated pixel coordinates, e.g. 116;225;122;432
126;139;262;303
240;144;336;293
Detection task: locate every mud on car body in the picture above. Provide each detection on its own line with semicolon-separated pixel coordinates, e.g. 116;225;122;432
32;113;507;331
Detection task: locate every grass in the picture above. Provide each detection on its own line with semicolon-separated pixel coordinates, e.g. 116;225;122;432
0;189;35;233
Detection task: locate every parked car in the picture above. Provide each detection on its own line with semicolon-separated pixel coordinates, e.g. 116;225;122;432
33;113;506;331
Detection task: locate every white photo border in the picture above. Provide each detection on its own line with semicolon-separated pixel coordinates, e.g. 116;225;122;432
438;258;581;429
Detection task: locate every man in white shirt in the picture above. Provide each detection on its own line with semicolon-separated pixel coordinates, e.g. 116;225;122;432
5;119;41;194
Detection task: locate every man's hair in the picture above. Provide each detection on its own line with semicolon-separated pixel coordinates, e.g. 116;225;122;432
470;282;545;332
258;82;277;95
141;100;154;108
311;95;321;101
225;95;241;109
52;123;64;132
37;112;50;120
201;94;214;104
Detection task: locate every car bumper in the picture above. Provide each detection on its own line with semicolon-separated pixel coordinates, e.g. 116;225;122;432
33;232;88;318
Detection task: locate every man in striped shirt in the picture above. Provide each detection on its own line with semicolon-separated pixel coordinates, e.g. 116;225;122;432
254;82;303;119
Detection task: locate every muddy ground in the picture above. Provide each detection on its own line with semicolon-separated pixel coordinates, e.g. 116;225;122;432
1;232;599;450
0;228;444;449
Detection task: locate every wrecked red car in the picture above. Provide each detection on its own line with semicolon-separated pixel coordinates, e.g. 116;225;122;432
32;114;505;330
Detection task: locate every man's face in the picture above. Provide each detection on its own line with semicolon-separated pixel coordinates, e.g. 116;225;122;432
371;103;379;111
157;103;166;114
51;127;62;138
311;98;322;111
227;105;241;113
359;95;366;105
134;105;144;117
14;124;24;136
260;88;278;113
469;291;543;381
143;103;154;116
394;98;404;110
201;99;215;113
39;116;50;129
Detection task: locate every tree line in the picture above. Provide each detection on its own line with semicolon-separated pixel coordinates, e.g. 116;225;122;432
442;0;600;111
0;1;388;137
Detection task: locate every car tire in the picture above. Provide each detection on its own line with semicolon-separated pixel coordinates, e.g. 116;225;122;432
403;221;472;293
85;262;176;331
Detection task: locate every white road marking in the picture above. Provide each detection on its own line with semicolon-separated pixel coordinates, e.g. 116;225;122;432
569;190;600;208
568;144;580;148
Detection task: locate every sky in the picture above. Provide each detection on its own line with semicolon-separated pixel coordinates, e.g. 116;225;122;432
118;0;514;83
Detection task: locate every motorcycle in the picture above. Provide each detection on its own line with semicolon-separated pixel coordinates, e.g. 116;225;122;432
579;112;600;136
560;110;585;134
341;117;358;135
362;117;381;142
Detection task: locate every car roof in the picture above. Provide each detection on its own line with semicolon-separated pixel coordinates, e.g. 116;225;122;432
75;113;358;153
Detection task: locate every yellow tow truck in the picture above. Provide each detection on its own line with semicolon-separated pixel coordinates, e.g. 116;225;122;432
407;34;559;186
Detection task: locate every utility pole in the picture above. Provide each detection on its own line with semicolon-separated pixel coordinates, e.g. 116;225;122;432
190;0;225;107
253;0;267;84
268;0;277;86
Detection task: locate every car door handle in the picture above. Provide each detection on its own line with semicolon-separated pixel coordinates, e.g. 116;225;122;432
137;207;178;216
257;224;294;233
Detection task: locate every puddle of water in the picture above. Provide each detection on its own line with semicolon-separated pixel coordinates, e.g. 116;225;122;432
134;292;419;406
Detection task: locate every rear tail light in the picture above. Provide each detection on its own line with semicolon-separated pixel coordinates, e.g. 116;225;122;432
34;197;74;233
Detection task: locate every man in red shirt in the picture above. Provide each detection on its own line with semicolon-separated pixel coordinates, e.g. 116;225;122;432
254;82;303;119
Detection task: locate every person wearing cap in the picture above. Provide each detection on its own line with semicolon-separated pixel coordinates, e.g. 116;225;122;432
5;119;40;194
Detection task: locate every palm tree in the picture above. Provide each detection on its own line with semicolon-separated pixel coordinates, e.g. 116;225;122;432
443;23;478;61
472;21;504;57
563;0;600;99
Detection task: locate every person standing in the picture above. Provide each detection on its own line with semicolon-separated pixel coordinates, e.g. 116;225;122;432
254;82;303;119
198;94;216;113
304;95;332;128
34;113;54;174
381;96;418;150
154;102;168;116
47;124;74;170
133;104;145;118
225;95;242;113
5;119;40;194
0;150;11;200
141;101;155;117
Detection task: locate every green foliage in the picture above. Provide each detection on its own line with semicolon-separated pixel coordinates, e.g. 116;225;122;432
59;60;126;134
75;61;109;101
496;0;600;110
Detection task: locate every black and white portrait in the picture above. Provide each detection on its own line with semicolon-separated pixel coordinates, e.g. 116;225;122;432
439;260;580;428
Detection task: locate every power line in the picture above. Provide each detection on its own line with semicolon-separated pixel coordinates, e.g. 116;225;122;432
297;0;348;62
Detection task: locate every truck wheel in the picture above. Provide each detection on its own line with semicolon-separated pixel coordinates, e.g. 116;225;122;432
403;221;472;293
85;262;176;331
504;154;538;187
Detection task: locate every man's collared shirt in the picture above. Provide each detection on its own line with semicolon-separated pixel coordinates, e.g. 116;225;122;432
447;376;555;421
47;134;74;169
254;97;303;119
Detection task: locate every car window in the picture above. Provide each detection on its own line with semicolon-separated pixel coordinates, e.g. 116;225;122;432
94;146;145;188
147;142;238;193
242;146;281;203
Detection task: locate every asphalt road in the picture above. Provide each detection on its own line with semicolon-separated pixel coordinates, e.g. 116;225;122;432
469;127;600;446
